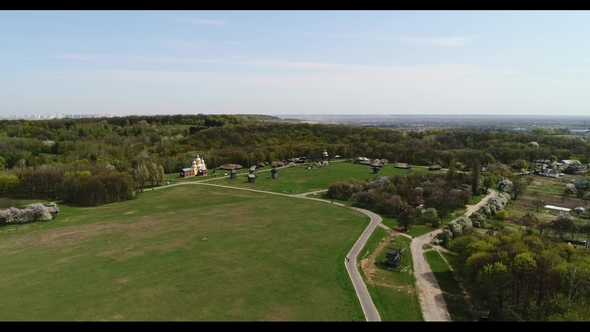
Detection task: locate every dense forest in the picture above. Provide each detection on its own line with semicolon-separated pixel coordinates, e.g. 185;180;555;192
0;114;589;207
444;228;590;321
327;171;474;226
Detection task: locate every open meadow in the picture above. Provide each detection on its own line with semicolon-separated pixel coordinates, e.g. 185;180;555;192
212;161;434;195
0;184;368;321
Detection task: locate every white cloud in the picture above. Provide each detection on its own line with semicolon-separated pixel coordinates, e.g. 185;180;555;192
273;30;363;38
52;54;144;61
274;29;476;46
391;35;477;47
179;18;227;26
53;54;110;61
160;39;212;50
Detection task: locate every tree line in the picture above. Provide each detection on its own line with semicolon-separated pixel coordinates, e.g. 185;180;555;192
327;171;474;231
445;229;590;321
1;115;589;207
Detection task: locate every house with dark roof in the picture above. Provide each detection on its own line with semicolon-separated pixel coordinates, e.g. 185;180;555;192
384;248;401;267
248;173;256;183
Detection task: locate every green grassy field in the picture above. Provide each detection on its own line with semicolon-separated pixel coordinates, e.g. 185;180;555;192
212;162;432;195
424;250;473;321
357;227;423;321
0;184;368;321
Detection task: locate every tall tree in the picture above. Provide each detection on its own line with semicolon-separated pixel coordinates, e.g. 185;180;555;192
157;165;166;185
511;180;528;200
472;159;481;196
134;164;149;189
531;191;546;212
398;203;417;232
482;173;497;193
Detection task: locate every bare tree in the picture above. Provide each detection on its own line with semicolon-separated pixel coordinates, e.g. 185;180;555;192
531;192;546;212
512;181;528;200
562;183;576;203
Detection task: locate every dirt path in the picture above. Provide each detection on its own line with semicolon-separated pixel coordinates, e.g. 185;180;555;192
411;189;498;321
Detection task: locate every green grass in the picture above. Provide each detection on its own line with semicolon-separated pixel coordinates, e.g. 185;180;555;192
424;250;473;321
0;184;368;321
379;217;437;238
470;195;484;205
164;172;218;184
422;244;433;250
214;162;430;195
312;194;354;206
357;227;423;321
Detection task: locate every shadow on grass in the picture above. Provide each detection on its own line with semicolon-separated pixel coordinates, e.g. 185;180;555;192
425;250;474;321
431;270;474;321
374;262;410;273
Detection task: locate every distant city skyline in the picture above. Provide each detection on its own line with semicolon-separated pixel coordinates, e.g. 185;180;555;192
2;11;590;117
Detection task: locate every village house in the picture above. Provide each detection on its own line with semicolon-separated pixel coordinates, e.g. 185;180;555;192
219;163;243;171
394;162;411;169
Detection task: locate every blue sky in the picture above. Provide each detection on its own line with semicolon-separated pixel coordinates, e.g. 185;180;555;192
1;10;590;116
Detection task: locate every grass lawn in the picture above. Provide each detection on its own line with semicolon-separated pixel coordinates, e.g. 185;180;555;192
213;162;430;195
164;172;217;185
470;195;484;205
357;227;423;321
424;250;473;321
0;184;368;321
380;215;434;237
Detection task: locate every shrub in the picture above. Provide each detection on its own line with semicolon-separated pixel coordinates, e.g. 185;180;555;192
496;209;510;220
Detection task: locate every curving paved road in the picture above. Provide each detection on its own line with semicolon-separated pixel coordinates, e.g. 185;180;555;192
340;207;382;321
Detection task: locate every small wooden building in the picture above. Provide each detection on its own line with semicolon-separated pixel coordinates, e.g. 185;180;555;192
372;165;381;174
385;247;401;267
219;164;243;170
428;164;442;171
271;167;278;179
230;169;237;179
394;162;411;169
248;173;256;183
249;166;257;174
